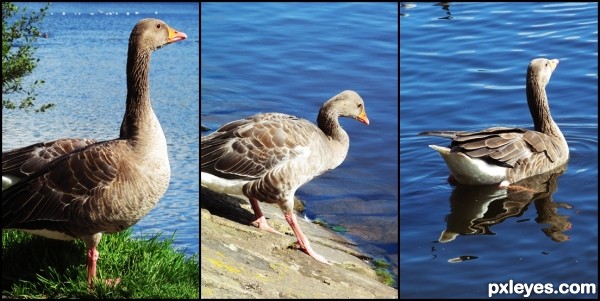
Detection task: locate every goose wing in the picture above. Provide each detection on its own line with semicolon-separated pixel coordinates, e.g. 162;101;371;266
420;127;565;168
3;138;97;179
2;140;130;237
201;113;320;181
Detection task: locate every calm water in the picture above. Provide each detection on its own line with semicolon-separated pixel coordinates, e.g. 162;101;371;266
401;2;598;299
2;3;199;257
201;3;399;282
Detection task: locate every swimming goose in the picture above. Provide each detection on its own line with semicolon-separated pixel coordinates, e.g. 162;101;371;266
201;90;369;264
2;18;187;287
419;58;568;186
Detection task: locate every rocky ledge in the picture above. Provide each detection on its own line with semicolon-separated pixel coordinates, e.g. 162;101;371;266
201;188;398;298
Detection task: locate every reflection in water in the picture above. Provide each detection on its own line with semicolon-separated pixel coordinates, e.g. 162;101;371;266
439;164;572;243
434;2;452;20
448;255;479;263
400;2;452;19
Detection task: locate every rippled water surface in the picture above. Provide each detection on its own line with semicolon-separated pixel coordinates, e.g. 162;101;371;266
401;2;597;298
202;2;399;282
2;3;199;257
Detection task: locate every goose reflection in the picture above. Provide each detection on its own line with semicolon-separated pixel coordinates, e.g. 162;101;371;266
439;164;572;243
435;2;452;20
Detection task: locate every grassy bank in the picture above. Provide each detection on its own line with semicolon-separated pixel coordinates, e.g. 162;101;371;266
2;229;199;298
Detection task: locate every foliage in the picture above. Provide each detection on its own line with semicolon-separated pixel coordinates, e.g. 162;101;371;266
2;2;53;112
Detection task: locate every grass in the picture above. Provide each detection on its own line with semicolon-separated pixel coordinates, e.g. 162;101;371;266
2;229;199;298
373;258;397;288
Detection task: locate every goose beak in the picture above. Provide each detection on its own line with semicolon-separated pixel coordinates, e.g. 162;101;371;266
356;109;370;125
167;26;187;44
548;59;559;72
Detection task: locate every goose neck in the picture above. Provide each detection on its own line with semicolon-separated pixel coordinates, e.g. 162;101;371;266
526;74;562;139
317;108;347;143
120;46;153;140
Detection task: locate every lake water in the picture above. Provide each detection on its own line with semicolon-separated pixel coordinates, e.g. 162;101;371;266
401;2;598;299
2;3;199;257
201;3;399;283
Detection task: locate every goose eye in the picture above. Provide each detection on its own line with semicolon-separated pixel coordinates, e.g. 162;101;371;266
156;24;162;29
357;104;362;108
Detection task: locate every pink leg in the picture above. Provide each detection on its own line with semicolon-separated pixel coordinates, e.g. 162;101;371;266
250;197;283;235
86;247;121;288
284;212;332;265
87;247;99;287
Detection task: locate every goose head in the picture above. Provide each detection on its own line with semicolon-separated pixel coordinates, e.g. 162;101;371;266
319;90;370;126
527;58;558;89
129;18;187;53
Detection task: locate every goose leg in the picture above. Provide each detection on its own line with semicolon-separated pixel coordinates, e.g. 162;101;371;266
249;197;283;235
86;247;121;288
284;212;332;265
87;247;99;287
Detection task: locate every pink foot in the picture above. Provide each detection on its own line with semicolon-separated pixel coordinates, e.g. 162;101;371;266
285;212;332;265
447;175;458;186
249;197;284;235
88;278;122;289
251;216;284;235
104;278;121;287
292;241;332;264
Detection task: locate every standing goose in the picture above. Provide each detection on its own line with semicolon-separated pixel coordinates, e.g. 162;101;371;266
419;58;569;186
2;18;187;286
201;90;369;264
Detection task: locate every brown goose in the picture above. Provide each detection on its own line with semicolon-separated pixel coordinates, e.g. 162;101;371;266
419;58;569;186
201;90;369;264
2;18;187;286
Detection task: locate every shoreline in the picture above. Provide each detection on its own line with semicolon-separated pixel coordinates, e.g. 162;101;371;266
200;187;398;298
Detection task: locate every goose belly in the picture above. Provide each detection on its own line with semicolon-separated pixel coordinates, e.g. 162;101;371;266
23;229;76;241
201;172;248;196
431;145;507;185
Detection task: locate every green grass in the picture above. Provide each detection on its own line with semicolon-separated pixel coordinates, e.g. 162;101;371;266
372;258;396;287
2;229;199;298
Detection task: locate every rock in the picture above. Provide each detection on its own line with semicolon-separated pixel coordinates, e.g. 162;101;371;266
200;187;398;298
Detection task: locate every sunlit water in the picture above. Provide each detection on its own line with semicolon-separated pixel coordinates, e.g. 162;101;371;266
401;2;597;298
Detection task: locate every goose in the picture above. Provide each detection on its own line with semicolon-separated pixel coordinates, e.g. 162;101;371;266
201;90;369;264
419;58;569;186
2;18;187;287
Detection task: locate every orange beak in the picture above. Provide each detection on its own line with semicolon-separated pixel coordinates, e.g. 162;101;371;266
167;26;187;44
356;109;369;125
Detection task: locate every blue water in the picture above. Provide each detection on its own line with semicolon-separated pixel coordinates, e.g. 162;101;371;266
401;2;597;299
201;3;399;282
2;3;199;257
